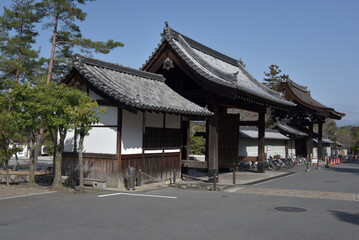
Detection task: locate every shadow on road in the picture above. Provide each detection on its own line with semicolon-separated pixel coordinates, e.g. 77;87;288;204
329;210;359;225
326;162;359;176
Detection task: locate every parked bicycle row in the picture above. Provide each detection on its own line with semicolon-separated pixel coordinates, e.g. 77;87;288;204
236;154;357;172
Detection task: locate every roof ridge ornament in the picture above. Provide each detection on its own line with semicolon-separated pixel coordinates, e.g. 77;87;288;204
281;74;289;82
163;57;174;71
238;58;246;68
162;21;176;40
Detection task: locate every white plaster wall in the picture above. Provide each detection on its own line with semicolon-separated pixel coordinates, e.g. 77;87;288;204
324;146;331;156
266;139;286;157
239;138;289;158
122;110;143;154
165;149;180;153
166;114;181;129
93;106;117;126
146;112;163;128
288;140;296;156
314;146;332;157
83;127;117;154
313;147;318;158
89;89;105;100
64;130;75;152
144;150;162;154
238;139;258;157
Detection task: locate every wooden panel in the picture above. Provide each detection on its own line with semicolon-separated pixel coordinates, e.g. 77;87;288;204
218;113;239;165
63;152;180;187
62;153;119;188
122;152;180;183
238;156;258;162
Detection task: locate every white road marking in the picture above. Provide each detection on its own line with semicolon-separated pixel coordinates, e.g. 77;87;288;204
0;191;57;201
97;192;177;199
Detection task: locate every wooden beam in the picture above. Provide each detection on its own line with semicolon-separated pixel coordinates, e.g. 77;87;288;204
239;120;259;126
238;156;258;162
181;160;208;168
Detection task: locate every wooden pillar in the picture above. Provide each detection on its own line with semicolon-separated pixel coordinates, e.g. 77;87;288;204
257;111;265;173
307;120;314;160
318;121;323;161
181;120;190;160
141;111;146;174
208;105;218;181
161;113;166;179
117;108;123;186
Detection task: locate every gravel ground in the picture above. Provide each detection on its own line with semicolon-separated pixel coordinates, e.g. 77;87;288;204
0;184;52;200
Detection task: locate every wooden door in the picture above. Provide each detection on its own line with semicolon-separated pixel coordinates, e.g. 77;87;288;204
218;113;239;167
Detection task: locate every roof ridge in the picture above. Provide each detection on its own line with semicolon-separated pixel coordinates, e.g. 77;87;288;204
73;54;166;82
163;25;240;67
287;78;309;93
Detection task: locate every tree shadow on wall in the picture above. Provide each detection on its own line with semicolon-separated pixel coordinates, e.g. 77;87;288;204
328;210;359;225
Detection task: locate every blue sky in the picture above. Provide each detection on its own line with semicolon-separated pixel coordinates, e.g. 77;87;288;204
1;0;359;126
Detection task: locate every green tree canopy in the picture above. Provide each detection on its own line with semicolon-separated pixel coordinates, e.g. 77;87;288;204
0;0;43;84
263;64;282;90
37;0;124;83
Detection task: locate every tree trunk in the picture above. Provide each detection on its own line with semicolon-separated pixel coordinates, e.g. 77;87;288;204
78;134;84;190
51;132;65;190
15;19;23;84
28;136;35;185
46;10;60;84
29;132;42;185
5;159;9;186
12;153;18;171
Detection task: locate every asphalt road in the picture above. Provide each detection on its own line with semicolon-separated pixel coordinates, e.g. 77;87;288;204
0;162;358;240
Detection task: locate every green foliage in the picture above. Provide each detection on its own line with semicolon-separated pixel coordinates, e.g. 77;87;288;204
37;0;124;81
323;118;338;141
190;122;206;155
0;0;43;83
0;83;23;164
263;64;282;90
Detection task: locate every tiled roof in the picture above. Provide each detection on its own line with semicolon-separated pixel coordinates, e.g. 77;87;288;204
313;138;333;144
239;126;289;140
65;54;213;116
142;23;296;109
280;79;345;119
275;122;308;138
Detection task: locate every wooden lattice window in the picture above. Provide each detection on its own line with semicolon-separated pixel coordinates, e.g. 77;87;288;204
144;127;181;149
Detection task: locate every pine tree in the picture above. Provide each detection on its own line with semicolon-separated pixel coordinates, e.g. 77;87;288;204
37;0;124;83
0;0;42;84
263;64;282;90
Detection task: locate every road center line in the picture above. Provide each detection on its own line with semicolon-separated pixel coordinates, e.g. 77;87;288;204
97;192;178;199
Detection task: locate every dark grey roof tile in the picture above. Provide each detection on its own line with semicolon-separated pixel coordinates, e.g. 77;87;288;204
68;54;212;116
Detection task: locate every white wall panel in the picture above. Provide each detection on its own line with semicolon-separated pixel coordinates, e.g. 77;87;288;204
64;130;75;152
165;149;180;153
122;110;143;154
93;106;117;126
83;127;117;154
146;112;163;128
166;114;181;129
